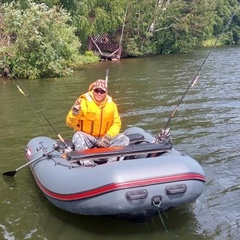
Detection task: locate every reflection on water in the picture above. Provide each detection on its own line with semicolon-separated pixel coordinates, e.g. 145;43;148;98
1;46;240;239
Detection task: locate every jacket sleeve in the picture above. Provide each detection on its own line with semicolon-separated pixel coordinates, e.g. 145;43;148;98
66;110;78;129
106;102;122;138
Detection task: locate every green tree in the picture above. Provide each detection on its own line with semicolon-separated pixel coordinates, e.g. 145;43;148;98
59;0;127;50
122;0;217;55
212;0;240;45
1;0;240;77
121;0;240;54
0;0;81;79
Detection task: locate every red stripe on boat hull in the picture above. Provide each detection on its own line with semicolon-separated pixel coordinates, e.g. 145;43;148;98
31;171;205;201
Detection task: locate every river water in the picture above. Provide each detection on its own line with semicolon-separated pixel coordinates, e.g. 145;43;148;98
1;46;240;239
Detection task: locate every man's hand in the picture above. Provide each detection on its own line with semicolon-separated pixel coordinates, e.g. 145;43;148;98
96;134;111;148
72;99;81;115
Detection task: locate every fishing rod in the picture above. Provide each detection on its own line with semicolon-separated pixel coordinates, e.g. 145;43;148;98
10;68;110;144
10;75;67;147
161;6;240;134
105;68;109;85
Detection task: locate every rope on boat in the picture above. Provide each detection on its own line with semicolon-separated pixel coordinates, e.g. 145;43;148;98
152;199;179;238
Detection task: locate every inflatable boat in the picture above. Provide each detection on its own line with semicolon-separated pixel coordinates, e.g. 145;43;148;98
24;127;205;221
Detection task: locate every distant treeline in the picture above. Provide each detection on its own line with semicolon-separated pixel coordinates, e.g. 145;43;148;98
1;0;240;79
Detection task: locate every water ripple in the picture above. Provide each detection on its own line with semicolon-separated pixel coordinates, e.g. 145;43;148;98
1;46;240;239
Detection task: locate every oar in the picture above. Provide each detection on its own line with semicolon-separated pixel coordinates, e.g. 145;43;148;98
2;148;56;177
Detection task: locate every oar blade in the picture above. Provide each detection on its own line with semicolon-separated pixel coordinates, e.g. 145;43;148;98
2;148;56;177
2;170;17;177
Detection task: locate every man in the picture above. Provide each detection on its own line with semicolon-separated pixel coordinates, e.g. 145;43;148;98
66;79;129;163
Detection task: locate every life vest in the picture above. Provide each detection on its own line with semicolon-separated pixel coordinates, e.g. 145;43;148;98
67;92;121;138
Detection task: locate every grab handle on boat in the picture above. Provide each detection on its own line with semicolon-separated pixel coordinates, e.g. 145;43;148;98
126;189;148;201
165;184;187;195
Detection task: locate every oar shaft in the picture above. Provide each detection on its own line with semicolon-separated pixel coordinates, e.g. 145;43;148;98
3;148;56;176
16;149;55;171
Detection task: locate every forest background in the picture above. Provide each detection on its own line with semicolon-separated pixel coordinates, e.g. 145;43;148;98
1;0;240;79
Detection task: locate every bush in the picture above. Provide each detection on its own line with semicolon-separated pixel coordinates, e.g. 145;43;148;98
0;1;81;79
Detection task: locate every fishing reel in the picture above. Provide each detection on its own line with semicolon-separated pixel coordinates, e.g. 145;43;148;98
156;128;172;144
54;140;74;153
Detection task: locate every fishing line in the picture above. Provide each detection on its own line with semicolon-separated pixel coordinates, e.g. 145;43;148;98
163;5;240;131
9;68;110;145
12;77;50;133
9;73;67;146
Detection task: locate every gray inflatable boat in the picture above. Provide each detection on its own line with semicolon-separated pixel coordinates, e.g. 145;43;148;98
24;127;205;221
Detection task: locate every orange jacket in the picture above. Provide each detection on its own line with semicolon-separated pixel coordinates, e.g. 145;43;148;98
66;91;121;138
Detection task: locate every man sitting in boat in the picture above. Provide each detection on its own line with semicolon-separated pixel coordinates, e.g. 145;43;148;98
66;79;129;164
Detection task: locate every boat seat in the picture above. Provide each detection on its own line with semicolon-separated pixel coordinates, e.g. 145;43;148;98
125;133;145;144
67;142;172;162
